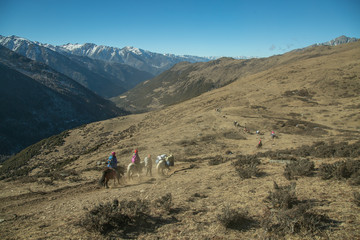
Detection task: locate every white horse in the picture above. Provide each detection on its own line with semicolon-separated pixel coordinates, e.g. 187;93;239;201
127;161;144;180
156;160;170;176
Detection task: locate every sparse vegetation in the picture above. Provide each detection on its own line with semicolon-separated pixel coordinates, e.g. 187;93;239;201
262;182;335;237
232;155;262;179
80;198;151;236
258;141;360;159
217;205;257;230
80;195;175;238
262;203;333;237
153;193;172;212
353;192;360;207
208;155;224;166
283;158;315;180
318;159;360;184
0;130;69;180
265;182;298;209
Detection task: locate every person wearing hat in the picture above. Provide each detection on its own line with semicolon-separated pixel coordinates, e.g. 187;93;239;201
131;149;141;170
107;151;118;169
99;151;118;186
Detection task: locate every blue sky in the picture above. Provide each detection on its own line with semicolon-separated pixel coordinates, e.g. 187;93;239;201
1;0;359;58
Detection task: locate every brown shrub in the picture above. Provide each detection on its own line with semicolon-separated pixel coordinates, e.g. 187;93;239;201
80;195;176;238
318;159;360;184
265;182;297;210
262;182;335;237
284;158;315;180
262;203;332;237
80;198;151;235
353;192;360;207
233;155;262;179
208;155;224;166
217;205;257;230
258;141;360;159
153;193;172;212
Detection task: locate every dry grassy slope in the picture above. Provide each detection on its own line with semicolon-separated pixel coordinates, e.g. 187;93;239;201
1;42;360;239
112;41;360;114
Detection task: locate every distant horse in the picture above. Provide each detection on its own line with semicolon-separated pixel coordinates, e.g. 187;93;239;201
156;160;170;176
127;161;145;180
99;167;123;188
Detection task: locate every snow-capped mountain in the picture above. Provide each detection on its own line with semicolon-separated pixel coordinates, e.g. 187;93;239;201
56;42;216;75
0;35;153;98
0;35;218;91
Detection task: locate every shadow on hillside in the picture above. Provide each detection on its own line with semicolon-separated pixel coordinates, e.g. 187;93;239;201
107;215;178;239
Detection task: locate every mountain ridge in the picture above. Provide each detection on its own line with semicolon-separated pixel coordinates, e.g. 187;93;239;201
56;42;217;75
0;35;153;98
111;39;359;113
0;45;127;156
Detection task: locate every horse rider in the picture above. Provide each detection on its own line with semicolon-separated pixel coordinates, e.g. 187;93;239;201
99;151;118;185
271;131;276;139
131;149;141;170
107;151;118;171
257;139;262;148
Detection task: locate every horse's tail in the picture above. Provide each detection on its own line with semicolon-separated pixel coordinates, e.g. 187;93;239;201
99;170;106;186
127;163;133;180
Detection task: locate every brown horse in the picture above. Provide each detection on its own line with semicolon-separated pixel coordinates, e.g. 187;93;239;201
99;167;123;188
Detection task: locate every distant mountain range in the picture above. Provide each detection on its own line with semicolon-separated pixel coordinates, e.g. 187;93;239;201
0;35;155;98
0;45;127;155
56;43;217;75
0;35;217;98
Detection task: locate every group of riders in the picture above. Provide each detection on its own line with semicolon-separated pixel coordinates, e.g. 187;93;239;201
100;149;173;183
104;149;140;177
257;130;277;148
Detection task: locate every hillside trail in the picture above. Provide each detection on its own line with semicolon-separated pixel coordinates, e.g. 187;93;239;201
2;153;359;240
